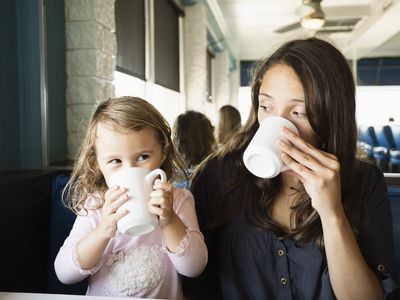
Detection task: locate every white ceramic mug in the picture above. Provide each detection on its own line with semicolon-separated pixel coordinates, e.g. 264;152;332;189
243;116;299;178
109;167;167;236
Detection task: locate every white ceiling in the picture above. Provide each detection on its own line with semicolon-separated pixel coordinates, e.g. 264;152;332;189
214;0;400;61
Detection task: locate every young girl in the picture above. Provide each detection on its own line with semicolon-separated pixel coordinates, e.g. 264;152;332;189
55;96;207;299
183;38;398;299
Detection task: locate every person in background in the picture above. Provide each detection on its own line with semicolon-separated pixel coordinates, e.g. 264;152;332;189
183;38;398;299
218;105;242;145
173;110;216;189
55;97;207;299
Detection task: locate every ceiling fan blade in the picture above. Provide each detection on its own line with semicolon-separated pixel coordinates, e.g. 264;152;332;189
274;22;301;33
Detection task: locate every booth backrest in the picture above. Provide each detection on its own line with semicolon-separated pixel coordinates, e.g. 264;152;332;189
47;173;87;294
388;182;400;283
1;171;399;293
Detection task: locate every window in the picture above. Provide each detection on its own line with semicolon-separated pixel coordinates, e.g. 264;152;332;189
115;0;145;79
154;0;182;92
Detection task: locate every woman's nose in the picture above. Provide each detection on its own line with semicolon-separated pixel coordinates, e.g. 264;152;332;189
275;110;290;120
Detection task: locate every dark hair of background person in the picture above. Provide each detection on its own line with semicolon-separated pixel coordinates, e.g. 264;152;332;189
218;105;242;144
173;110;216;169
192;37;360;249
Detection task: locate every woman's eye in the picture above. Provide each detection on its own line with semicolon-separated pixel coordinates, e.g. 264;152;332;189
109;159;121;164
259;105;272;113
137;154;149;161
292;111;306;118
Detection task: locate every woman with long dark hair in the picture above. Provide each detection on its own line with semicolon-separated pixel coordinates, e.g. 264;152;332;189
183;38;398;299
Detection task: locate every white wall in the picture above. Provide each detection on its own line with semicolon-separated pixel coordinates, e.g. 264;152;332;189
113;71;184;127
356;86;400;126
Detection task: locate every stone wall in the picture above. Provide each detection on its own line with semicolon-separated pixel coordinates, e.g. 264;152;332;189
64;0;116;159
183;3;208;112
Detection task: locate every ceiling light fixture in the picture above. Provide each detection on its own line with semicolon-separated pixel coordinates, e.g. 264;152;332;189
301;1;325;30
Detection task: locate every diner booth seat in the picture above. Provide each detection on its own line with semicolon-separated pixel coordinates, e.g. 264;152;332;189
1;169;400;295
389;125;400;171
47;173;87;294
387;176;400;285
359;125;378;158
373;126;393;171
0;170;86;295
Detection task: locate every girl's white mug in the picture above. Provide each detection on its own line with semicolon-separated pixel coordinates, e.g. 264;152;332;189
109;167;167;236
243;116;299;178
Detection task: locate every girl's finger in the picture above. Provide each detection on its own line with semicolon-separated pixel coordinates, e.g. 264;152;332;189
148;205;163;216
149;196;169;208
105;186;126;203
113;209;129;222
150;189;165;198
154;180;173;193
108;193;129;212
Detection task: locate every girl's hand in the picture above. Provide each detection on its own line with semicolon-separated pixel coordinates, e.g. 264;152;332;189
98;186;129;238
149;179;175;228
278;127;343;219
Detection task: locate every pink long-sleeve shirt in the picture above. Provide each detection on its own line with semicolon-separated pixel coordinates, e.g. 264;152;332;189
54;188;207;299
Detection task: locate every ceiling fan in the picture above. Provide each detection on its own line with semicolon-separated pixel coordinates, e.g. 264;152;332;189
274;0;326;33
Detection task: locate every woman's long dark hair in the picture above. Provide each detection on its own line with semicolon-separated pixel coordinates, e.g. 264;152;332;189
173;110;216;168
192;38;361;248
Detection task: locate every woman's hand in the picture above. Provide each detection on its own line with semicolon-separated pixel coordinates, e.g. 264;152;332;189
98;186;129;238
149;179;176;227
278;126;343;219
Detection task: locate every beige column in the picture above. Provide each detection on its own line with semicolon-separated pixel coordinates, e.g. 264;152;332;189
183;3;208;112
65;0;116;159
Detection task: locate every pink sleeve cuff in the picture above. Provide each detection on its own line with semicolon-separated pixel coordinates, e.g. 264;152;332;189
71;244;104;275
162;228;192;256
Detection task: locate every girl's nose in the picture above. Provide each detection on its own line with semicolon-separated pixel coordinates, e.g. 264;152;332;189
126;162;138;168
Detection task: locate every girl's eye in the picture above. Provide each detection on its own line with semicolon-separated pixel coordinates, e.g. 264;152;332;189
109;159;122;164
137;154;150;161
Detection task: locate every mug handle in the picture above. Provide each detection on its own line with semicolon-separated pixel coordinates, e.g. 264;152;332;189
145;168;167;186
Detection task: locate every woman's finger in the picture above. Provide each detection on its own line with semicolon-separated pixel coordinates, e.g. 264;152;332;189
282;127;338;168
278;140;325;172
281;152;318;183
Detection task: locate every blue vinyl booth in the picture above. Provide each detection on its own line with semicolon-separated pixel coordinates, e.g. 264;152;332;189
0;171;87;294
373;125;394;171
358;125;390;169
359;125;378;158
387;175;400;286
389;125;400;171
47;174;87;294
1;170;399;295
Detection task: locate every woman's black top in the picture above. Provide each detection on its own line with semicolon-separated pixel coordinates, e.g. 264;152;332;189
182;156;398;299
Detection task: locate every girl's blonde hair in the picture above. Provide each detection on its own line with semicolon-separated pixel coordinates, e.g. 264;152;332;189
63;96;187;214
